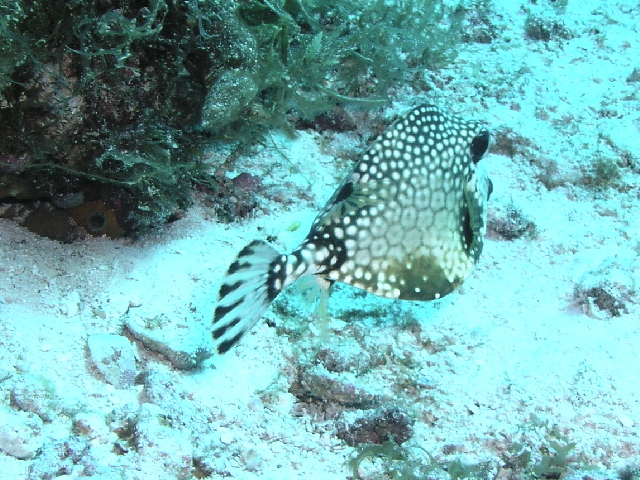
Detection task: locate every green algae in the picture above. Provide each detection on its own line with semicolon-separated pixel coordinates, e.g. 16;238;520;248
0;0;470;233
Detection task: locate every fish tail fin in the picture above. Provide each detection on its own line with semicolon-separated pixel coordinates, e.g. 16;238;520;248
212;240;292;354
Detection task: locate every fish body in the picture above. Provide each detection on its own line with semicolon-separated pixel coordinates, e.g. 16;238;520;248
212;104;492;354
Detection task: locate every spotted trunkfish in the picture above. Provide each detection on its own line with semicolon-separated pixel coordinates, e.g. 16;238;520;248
212;104;492;354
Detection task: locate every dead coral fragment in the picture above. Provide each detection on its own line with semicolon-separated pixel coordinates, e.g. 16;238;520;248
573;252;638;318
290;363;380;408
488;204;537;240
125;313;213;370
576;284;629;318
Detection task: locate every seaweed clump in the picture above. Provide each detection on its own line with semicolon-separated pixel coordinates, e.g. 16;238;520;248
0;0;469;236
349;440;493;480
0;0;217;233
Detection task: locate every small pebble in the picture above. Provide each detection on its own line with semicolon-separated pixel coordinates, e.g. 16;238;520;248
0;409;43;459
220;431;235;445
61;291;81;317
467;403;481;415
87;334;137;389
128;298;142;308
618;412;634;428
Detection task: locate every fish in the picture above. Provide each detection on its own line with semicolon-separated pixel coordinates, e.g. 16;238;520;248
212;104;492;354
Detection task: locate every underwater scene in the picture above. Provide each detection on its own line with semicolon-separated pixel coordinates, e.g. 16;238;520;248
0;0;639;478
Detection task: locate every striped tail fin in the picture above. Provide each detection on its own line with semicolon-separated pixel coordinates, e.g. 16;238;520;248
212;240;290;354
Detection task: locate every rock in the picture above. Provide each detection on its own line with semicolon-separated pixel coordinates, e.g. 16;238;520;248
26;436;89;480
87;333;137;389
0;409;43;459
617;412;634;428
125;313;213;370
627;67;640;83
11;374;61;422
201;69;258;131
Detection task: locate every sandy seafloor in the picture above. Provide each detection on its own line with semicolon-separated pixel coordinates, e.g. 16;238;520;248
1;1;639;479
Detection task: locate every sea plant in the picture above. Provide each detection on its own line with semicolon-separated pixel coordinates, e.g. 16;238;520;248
0;0;470;234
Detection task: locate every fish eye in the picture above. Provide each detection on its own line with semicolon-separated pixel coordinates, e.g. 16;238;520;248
470;130;490;163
